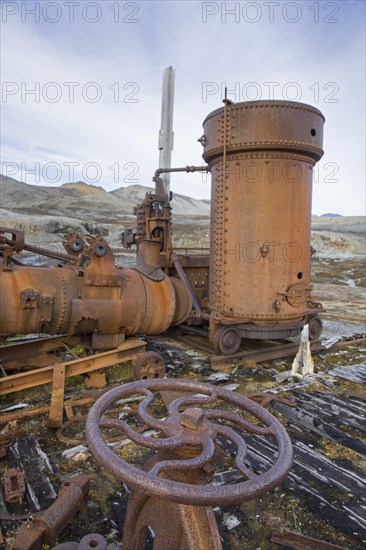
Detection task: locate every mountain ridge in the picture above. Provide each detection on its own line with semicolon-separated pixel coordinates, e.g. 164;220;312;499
0;175;364;256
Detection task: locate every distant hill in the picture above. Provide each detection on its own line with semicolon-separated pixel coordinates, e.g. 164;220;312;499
0;175;211;245
0;175;210;220
0;175;364;255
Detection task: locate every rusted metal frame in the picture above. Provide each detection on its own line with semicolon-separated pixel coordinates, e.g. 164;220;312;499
0;339;147;397
0;383;133;425
0;335;79;371
270;530;349;549
210;340;323;370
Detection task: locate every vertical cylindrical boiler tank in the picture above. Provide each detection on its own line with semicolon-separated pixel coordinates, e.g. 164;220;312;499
202;100;324;341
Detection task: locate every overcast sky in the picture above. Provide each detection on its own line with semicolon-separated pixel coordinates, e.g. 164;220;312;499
1;0;365;215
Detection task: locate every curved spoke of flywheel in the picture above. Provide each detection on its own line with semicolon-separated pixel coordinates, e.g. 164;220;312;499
137;390;171;431
99;418;184;449
215;424;256;480
205;409;275;436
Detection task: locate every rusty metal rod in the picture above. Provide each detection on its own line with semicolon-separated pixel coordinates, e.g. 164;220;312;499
210;340;324;370
23;242;76;263
172;252;201;312
154;165;210;177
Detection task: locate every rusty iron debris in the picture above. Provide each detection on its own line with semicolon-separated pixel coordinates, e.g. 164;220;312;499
0;430;27;458
246;391;296;408
132;350;166;380
3;468;26;504
85;379;293;549
270;530;351;549
12;473;90;550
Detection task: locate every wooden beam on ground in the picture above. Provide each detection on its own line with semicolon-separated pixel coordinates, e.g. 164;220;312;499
47;364;66;429
0;338;146;397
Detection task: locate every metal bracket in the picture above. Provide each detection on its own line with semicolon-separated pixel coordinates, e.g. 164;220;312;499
3;468;26;504
20;289;39;309
40;296;54;323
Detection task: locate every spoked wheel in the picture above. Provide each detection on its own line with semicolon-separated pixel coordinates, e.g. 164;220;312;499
86;379;293;507
213;325;241;355
133;351;166;380
307;315;323;340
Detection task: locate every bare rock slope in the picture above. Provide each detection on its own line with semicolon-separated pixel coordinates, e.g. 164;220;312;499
0;176;364;258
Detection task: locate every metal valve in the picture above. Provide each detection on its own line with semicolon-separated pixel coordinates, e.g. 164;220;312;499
86;379;293;549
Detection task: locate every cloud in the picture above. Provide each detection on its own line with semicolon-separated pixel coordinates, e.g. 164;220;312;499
1;0;365;214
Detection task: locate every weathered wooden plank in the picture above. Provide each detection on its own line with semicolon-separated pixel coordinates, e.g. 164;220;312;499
47;364;66;429
329;363;366;384
273;401;366;457
289;392;366;437
246;437;366;541
312;391;366;415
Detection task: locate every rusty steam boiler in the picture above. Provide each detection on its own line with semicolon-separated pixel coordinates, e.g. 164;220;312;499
202;100;325;353
0;99;324;356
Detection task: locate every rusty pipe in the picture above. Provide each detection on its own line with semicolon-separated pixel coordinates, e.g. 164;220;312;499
13;474;90;550
154;165;210;177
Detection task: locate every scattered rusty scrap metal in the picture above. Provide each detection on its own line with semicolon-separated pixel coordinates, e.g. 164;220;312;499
12;473;90;550
3;468;26;504
0;430;27;458
270;530;350;549
85;379;293;549
246;391;296;408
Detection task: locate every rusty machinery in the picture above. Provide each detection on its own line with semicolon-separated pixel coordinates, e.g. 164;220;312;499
75;378;292;549
0;99;325;356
